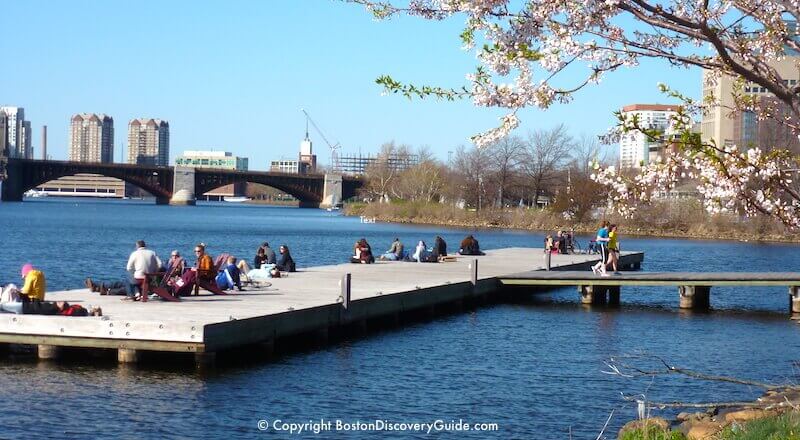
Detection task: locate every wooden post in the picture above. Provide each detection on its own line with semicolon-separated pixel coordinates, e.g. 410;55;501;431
544;251;551;271
789;286;800;315
580;285;609;305
117;348;139;363
195;352;216;368
470;259;478;287
679;285;711;311
37;344;60;360
607;285;621;306
340;273;351;310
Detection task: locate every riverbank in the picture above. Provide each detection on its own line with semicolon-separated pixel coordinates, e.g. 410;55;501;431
345;201;800;244
619;388;800;439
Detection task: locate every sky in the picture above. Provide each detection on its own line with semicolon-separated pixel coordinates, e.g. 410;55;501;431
1;0;701;169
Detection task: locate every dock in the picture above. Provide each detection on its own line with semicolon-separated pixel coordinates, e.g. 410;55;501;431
500;271;800;311
0;248;641;366
4;247;798;367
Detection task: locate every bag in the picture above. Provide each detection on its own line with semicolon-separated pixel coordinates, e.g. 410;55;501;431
1;284;21;303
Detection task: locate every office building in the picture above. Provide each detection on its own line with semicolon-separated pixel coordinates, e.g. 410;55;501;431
270;159;300;173
299;131;317;173
69;113;114;163
0;113;7;157
0;106;32;159
618;104;681;169
128;118;169;166
334;152;419;175
174;150;249;199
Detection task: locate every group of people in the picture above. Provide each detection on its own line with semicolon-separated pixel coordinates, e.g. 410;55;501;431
354;234;484;264
544;230;575;254
1;264;102;316
591;221;621;276
84;240;299;301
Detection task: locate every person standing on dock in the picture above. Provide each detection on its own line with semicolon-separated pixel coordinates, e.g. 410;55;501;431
591;221;610;276
19;263;46;302
606;224;620;274
125;240;162;300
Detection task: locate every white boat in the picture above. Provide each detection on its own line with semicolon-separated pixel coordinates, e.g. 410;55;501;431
23;189;48;198
223;196;251;203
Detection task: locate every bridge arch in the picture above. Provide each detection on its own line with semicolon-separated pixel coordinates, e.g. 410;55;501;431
194;169;324;207
2;159;173;203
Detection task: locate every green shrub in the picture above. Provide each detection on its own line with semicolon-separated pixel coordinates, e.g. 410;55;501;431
619;426;686;440
718;412;800;440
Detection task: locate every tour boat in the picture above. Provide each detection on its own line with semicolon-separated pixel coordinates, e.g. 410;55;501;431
223;196;251;203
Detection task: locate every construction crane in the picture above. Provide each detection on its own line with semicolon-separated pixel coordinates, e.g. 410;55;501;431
301;109;341;172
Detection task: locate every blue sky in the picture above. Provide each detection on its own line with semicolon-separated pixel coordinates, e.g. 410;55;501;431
1;0;700;168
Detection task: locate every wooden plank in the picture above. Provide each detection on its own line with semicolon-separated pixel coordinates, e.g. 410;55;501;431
0;333;204;352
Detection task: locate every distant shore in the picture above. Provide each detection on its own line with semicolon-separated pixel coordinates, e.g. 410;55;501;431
345;202;800;244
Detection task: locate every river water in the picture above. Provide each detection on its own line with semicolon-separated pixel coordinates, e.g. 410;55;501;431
0;198;798;439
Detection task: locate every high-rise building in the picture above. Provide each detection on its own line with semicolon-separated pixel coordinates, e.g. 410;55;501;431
0;113;7;157
618;104;681;169
701;58;800;152
69;113;114;163
334;152;419;175
21;121;32;159
0;106;31;159
128;118;169;166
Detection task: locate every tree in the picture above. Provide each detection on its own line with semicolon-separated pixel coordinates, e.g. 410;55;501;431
362;141;411;202
350;0;800;228
521;124;574;207
486;135;524;207
451;144;492;209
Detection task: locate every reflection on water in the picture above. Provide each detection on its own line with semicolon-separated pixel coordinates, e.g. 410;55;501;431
0;199;798;438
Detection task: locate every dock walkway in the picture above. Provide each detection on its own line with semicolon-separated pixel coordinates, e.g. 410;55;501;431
0;248;642;364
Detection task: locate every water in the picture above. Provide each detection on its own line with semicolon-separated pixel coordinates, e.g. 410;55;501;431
0;198;798;439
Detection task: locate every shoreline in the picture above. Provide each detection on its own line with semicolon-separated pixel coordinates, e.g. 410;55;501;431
345;209;800;245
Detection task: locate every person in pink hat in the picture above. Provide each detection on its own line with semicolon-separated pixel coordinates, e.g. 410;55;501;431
20;263;46;302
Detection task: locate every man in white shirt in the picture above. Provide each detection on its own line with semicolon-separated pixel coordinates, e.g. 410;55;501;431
125;240;162;299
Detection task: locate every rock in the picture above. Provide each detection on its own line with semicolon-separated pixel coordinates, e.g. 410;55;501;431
685;421;723;440
723;408;771;423
676;412;692;422
618;417;670;438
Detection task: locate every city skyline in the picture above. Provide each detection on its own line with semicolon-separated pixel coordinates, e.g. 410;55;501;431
1;1;699;167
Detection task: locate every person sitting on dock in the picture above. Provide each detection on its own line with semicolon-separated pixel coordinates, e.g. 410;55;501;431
19;263;46;302
380;238;405;261
172;243;217;297
216;256;243;291
0;299;101;316
124;240;162;301
412;240;431;262
253;247;268;269
458;235;485;256
276;245;296;272
351;238;375;264
434;236;447;257
165;250;186;276
260;242;277;265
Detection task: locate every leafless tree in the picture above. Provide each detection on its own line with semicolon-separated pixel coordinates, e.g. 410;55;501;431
521;124;575;207
451;144;492;209
486;135;524;207
363;141;411;202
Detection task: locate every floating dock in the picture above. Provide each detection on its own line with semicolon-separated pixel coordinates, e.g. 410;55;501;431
0;248;642;365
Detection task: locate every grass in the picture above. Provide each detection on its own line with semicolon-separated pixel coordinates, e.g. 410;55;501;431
718;412;800;440
621;412;800;440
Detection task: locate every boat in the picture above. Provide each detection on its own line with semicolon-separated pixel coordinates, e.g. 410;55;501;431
23;189;48;198
223;196;251;203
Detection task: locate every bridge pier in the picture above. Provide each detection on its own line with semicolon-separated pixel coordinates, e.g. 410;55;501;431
789;286;800;315
320;174;342;209
170;167;196;206
679;285;710;311
579;285;608;305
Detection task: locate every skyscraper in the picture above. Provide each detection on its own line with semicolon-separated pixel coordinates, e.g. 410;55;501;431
69;113;114;163
127;118;169;166
0;113;7;157
0;106;32;159
618;104;680;169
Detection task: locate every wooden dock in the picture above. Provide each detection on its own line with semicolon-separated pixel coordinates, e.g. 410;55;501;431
0;248;643;365
500;271;800;311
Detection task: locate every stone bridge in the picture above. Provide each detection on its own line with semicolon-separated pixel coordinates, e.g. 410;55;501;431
1;159;363;208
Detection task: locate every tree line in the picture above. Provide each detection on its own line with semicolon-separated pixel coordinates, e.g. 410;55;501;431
361;124;611;221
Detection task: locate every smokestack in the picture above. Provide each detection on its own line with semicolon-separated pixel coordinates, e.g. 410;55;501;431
41;125;47;160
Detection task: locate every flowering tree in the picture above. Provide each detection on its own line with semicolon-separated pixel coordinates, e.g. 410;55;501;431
349;0;800;227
